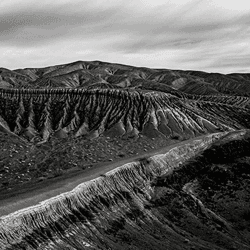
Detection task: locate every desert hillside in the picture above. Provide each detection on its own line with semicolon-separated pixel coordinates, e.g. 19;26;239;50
0;61;250;250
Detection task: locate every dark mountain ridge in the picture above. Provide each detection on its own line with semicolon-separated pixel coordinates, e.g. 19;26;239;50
1;60;250;96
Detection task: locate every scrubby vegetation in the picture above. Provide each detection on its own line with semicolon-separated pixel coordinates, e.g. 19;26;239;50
151;133;250;248
156;133;250;189
0;131;175;195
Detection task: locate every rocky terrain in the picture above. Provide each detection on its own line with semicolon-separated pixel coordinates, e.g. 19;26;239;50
0;61;250;249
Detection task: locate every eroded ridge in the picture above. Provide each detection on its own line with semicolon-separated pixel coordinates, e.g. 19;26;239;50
0;132;225;250
0;88;248;141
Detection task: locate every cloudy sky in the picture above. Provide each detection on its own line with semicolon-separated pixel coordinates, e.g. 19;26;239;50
1;0;250;73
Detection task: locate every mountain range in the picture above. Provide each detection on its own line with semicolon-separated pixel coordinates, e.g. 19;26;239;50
0;61;250;250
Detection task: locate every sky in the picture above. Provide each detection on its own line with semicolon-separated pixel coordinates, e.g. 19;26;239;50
1;0;250;73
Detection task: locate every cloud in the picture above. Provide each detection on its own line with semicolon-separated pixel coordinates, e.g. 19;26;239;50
0;0;250;73
0;0;124;46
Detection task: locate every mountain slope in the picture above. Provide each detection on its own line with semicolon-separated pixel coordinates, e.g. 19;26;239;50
1;131;250;250
1;60;250;96
0;88;250;143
